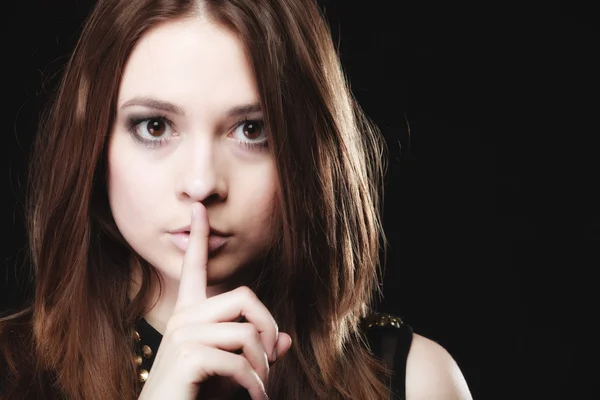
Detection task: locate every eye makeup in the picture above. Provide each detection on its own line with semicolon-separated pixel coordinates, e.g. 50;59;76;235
125;113;269;151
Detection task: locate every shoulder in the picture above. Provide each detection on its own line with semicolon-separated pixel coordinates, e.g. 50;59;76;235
405;333;473;400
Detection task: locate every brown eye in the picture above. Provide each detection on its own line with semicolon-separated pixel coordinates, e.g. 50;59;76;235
242;120;263;140
146;119;167;137
229;119;267;150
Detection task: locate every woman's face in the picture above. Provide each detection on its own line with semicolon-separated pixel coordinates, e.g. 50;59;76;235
108;17;278;287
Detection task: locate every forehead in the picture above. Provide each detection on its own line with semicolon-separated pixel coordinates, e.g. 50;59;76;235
118;17;258;109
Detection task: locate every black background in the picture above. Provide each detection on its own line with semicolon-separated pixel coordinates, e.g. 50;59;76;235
3;1;600;399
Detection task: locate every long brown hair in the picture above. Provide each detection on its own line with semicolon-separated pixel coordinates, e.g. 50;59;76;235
1;0;391;398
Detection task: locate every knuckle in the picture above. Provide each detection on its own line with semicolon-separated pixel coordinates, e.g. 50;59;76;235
234;354;253;373
235;285;255;300
241;323;260;342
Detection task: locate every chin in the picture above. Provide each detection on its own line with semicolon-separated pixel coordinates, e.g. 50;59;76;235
154;251;239;284
206;255;246;284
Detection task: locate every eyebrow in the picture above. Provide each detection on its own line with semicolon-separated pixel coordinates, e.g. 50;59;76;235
119;97;262;118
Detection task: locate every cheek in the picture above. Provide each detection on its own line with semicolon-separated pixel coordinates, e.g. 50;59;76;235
233;164;280;241
107;137;160;235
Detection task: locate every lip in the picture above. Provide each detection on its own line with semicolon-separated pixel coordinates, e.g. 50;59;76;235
169;232;229;255
170;225;229;236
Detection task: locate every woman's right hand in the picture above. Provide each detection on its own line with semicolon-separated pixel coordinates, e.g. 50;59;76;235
138;203;292;400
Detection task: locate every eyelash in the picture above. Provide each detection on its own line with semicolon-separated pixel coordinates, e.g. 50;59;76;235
126;114;268;151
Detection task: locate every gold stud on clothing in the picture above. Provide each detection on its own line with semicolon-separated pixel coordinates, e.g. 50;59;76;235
142;344;153;358
387;316;402;328
133;322;154;390
364;313;403;329
133;321;155;389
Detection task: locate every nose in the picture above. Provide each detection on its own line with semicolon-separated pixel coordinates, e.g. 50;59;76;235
177;136;227;204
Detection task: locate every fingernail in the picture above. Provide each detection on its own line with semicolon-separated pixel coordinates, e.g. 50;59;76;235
192;204;198;217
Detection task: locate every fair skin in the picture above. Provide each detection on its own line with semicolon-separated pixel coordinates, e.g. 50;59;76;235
108;16;471;400
406;334;474;400
108;16;290;399
108;16;278;333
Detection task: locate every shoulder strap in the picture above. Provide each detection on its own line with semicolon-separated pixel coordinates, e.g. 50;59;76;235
363;313;414;399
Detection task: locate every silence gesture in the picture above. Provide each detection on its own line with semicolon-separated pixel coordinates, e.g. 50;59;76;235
138;203;292;400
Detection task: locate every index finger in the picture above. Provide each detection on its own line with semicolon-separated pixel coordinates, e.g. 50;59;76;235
175;202;209;309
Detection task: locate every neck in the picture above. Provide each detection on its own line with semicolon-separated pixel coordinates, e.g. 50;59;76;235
128;265;237;334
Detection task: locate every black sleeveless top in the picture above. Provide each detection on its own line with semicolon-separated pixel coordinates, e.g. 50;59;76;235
134;313;413;399
362;313;414;399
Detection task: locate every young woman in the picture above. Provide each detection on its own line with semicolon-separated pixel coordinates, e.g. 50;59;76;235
1;0;472;399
